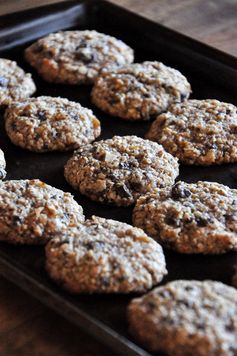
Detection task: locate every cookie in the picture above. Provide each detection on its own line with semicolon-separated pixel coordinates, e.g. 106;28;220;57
0;149;6;180
91;61;191;120
4;96;101;152
25;30;134;84
0;58;36;106
64;135;179;207
128;280;237;355
46;215;167;294
133;181;237;254
146;99;237;165
0;179;84;245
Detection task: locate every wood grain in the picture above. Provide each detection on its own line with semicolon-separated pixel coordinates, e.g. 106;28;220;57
0;1;236;355
109;0;237;56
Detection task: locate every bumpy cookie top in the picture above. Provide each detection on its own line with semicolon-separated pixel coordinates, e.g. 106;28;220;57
0;149;6;180
133;181;237;254
0;58;36;106
25;30;134;84
46;215;167;294
5;96;101;152
128;280;237;355
146;99;237;165
0;179;84;244
64;135;179;206
91;61;191;120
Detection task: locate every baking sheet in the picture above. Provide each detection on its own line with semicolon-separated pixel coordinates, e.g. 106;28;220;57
0;1;237;354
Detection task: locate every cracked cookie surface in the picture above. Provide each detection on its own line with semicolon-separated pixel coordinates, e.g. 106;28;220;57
133;181;237;254
91;61;191;120
128;280;237;355
25;30;134;84
46;215;167;294
0;179;84;245
64;135;179;206
5;96;101;152
0;58;36;106
146;99;237;165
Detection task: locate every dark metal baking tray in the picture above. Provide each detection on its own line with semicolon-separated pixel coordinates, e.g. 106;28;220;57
0;1;237;355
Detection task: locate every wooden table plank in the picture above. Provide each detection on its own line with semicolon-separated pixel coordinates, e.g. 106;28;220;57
109;0;237;56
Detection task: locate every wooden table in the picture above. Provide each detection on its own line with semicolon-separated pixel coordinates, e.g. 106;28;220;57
0;1;236;355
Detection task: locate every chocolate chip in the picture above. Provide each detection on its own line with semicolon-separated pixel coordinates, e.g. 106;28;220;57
165;215;180;227
230;126;237;134
78;40;87;48
171;183;191;200
12;216;23;225
225;212;237;221
177;299;190;307
226;109;231;115
180;93;187;101
117;276;125;283
129;181;142;191
196;323;205;330
84;242;94;250
38;111;47;122
147;301;156;311
11;122;17;131
85;240;105;250
196;216;212;227
222;148;227;156
207;143;217;150
70;113;79;121
119;160;137;169
0;76;8;87
115;184;132;198
75;51;94;63
63;212;70;220
108;96;120;105
33;44;44;53
107;172;117;181
225;320;235;332
101;277;110;286
157;290;171;298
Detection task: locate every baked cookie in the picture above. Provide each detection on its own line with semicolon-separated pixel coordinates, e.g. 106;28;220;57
91;61;191;120
128;280;237;355
133;181;237;254
46;215;167;294
0;58;36;106
146;99;237;165
64;135;179;207
0;179;84;245
4;96;101;152
0;149;6;180
25;30;134;84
